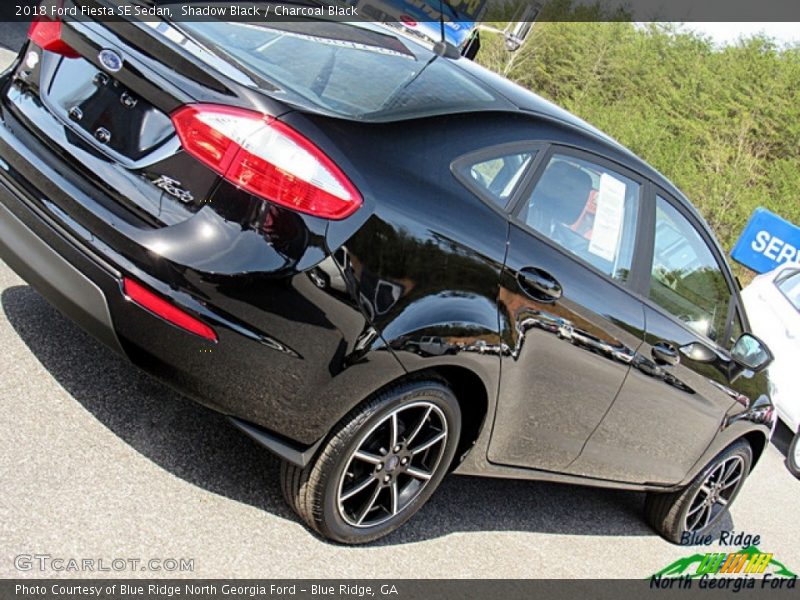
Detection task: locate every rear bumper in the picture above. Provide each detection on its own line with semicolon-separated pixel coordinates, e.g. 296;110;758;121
0;176;328;465
0;180;125;356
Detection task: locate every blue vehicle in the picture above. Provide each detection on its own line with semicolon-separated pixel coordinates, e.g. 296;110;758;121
347;0;488;58
344;0;540;59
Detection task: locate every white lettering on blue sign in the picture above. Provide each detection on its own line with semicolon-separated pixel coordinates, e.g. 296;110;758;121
750;230;798;264
732;208;800;274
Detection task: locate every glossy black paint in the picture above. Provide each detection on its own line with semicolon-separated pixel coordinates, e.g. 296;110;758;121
490;222;646;472
0;20;773;496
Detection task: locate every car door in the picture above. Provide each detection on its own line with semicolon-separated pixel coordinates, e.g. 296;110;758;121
566;192;750;484
488;148;647;472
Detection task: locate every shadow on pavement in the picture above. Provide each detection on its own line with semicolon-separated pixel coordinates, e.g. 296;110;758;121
3;283;735;544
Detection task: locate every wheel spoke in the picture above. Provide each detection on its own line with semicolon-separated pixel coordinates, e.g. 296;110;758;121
722;459;742;485
341;476;378;501
720;473;742;491
687;502;705;517
356;484;382;525
390;481;399;515
688;504;706;531
354;450;383;465
720;460;733;481
406;406;432;446
390;412;399;449
699;484;712;497
406;466;433;481
716;496;728;507
410;430;446;455
703;503;713;528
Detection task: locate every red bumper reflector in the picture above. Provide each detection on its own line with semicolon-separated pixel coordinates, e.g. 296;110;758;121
123;277;217;342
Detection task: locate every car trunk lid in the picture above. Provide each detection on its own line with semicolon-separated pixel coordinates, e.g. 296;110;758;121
4;8;285;227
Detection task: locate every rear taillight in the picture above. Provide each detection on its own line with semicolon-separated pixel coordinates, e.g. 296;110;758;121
171;104;362;220
28;11;80;58
123;278;217;342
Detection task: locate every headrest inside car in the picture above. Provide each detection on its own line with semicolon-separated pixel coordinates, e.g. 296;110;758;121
530;161;594;227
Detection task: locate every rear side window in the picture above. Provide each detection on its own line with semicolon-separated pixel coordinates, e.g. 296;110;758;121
649;197;733;343
517;154;640;282
455;150;535;208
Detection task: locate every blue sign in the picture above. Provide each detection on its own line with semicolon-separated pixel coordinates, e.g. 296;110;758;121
731;207;800;273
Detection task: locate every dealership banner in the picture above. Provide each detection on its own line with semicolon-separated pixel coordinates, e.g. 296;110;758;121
5;0;800;23
4;578;799;599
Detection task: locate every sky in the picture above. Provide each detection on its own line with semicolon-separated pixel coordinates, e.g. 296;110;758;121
683;22;800;46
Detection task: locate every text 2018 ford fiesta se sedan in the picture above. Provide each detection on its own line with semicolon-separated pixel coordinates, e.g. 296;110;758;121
0;8;776;544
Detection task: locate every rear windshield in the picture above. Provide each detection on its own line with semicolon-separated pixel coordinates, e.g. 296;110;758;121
175;21;505;121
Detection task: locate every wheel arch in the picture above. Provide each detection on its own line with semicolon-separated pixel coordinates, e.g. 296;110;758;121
742;430;768;469
410;365;491;471
678;423;771;489
345;364;492;471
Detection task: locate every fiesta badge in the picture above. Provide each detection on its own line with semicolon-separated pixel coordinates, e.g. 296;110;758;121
98;49;123;73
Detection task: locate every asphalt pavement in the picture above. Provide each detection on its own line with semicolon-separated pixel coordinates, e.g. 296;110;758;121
0;30;798;579
0;22;21;69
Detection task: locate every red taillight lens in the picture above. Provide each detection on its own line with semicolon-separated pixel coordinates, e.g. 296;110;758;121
123;277;217;342
28;16;80;58
171;104;362;220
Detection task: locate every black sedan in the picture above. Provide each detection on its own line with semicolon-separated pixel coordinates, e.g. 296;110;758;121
0;12;775;544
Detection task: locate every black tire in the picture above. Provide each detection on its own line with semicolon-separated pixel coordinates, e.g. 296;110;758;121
788;430;800;479
644;440;752;544
281;379;461;544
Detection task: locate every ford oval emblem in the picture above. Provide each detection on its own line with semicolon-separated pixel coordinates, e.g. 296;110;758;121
98;49;123;73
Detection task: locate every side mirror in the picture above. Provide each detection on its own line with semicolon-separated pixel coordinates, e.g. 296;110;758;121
730;333;773;373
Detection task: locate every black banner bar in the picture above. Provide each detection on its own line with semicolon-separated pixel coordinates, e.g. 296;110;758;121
4;0;800;23
2;579;799;600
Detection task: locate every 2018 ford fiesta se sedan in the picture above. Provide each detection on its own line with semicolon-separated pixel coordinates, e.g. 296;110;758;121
0;8;777;544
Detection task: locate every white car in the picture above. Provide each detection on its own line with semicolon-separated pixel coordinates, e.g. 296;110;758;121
742;261;800;478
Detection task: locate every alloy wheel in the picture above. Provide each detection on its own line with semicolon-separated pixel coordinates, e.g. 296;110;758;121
337;401;448;528
684;455;745;532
